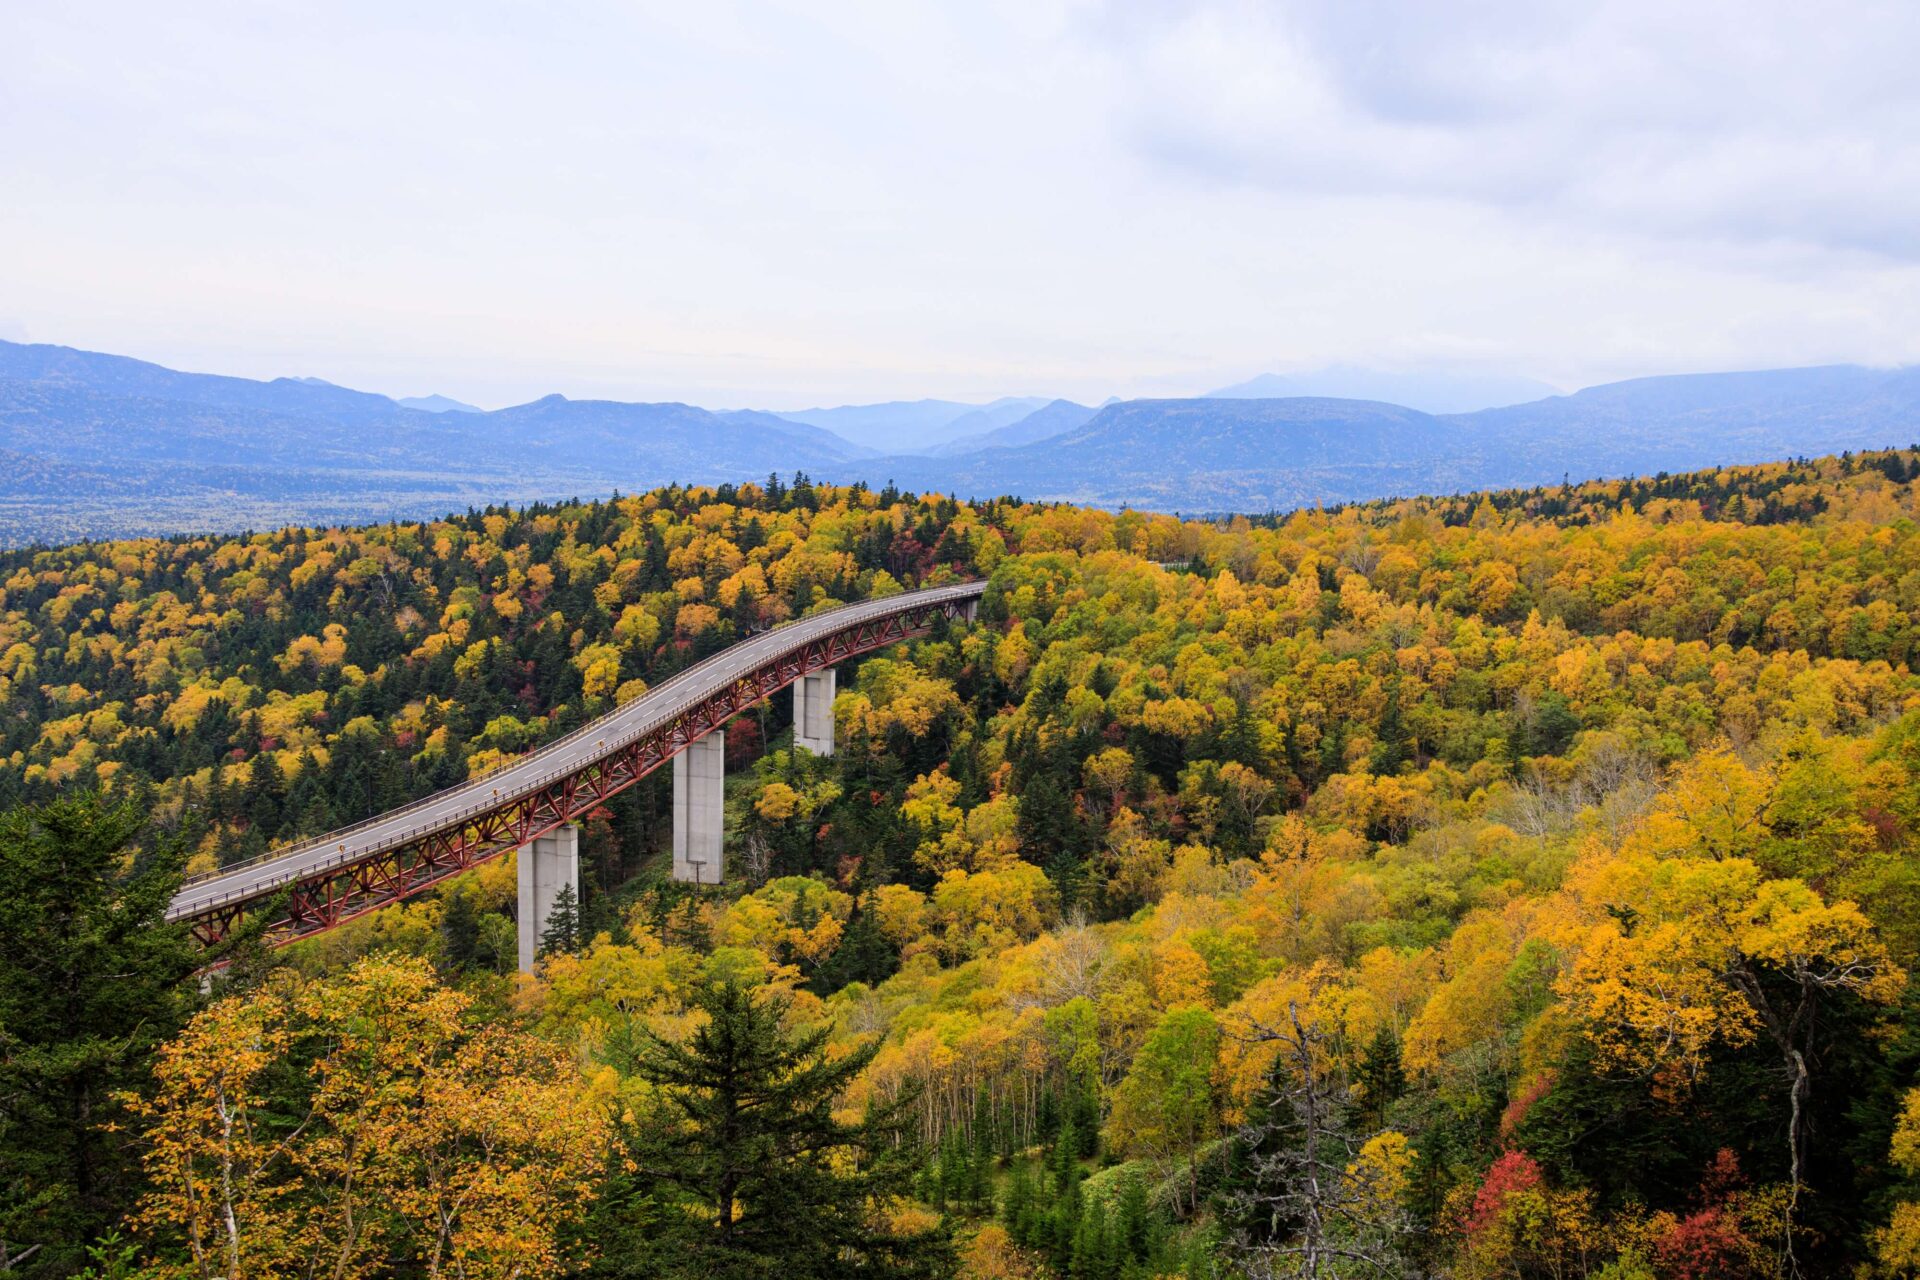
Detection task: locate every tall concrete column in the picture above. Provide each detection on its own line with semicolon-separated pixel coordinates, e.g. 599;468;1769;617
793;668;837;757
672;733;727;884
517;823;580;973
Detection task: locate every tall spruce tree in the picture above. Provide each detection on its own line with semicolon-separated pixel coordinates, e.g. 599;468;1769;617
539;882;581;955
0;794;199;1277
592;980;952;1280
439;885;482;971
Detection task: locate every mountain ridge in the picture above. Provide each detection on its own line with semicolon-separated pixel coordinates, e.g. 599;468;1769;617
1207;365;1562;414
3;338;1919;541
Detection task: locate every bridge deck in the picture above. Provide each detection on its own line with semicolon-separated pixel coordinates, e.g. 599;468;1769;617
167;580;985;929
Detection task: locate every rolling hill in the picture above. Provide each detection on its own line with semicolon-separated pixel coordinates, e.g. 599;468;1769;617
927;398;1098;456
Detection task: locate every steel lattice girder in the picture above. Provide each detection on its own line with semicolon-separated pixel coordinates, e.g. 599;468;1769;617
184;598;966;948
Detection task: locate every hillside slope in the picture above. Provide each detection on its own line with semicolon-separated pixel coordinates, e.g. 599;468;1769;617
927;397;1098;456
9;455;1920;1276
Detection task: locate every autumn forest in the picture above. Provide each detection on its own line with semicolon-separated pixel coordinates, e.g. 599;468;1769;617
8;454;1920;1279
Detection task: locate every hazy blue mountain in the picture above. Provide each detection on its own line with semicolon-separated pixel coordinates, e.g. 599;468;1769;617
1454;365;1920;487
875;398;1478;510
1208;366;1560;414
0;340;415;426
772;396;1047;453
931;399;1095;455
0;340;856;544
0;378;461;473
772;399;977;452
398;394;482;413
463;395;855;479
864;365;1920;511
928;397;1052;449
8;337;1920;543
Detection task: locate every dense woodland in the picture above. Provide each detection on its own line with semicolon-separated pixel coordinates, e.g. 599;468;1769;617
8;453;1920;1277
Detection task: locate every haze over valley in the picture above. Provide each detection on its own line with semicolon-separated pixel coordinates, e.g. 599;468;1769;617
5;337;1919;543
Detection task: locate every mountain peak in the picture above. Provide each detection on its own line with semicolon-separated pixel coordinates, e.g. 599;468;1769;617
1207;366;1560;415
397;394;482;414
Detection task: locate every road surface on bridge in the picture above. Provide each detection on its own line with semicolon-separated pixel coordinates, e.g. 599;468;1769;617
167;579;986;927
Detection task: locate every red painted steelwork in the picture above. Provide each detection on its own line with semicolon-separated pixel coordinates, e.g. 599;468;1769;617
177;591;977;948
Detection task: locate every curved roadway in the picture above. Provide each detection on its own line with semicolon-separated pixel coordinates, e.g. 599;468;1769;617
167;579;986;922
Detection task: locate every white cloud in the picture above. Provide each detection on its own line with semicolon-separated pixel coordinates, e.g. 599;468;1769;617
1098;1;1920;256
1;1;1918;406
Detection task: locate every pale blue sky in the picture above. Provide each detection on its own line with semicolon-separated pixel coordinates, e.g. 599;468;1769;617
4;2;1918;409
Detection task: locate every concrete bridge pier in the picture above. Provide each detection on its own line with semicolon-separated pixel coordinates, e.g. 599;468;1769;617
672;733;726;884
793;668;837;757
517;823;580;973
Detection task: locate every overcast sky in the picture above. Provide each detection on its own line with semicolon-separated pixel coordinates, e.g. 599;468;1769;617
5;2;1919;409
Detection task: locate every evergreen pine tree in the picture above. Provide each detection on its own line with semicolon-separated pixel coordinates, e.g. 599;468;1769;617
0;795;200;1276
1369;683;1412;775
539;882;581;955
1316;719;1347;782
440;887;481;971
245;747;286;838
810;900;902;993
1114;1171;1153;1265
1003;1163;1036;1240
1221;698;1265;769
1355;1028;1408;1129
594;980;952;1280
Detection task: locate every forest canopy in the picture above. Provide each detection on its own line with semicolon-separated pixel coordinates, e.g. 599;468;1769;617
6;452;1920;1277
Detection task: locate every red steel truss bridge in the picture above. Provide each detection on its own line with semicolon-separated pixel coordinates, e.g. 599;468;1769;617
166;580;985;947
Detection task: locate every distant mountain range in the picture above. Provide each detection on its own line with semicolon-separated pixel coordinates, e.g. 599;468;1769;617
0;338;1916;543
927;399;1099;456
1206;366;1562;415
866;367;1920;511
769;396;1049;453
0;341;858;544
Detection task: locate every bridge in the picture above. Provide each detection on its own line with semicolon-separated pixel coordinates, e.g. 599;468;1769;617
167;579;986;966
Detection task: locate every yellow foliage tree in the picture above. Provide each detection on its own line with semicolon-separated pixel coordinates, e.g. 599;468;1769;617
126;955;607;1280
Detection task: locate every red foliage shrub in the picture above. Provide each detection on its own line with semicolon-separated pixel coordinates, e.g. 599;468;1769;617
1465;1150;1545;1237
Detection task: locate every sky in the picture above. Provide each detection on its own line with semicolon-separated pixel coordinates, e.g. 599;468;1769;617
4;1;1920;410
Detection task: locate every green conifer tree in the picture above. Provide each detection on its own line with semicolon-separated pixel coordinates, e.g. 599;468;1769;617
594;980;952;1280
540;882;581;955
0;795;199;1276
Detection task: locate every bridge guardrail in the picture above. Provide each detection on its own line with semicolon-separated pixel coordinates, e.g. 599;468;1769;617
168;579;984;918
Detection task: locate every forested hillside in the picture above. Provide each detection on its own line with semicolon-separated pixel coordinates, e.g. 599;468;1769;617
8;453;1920;1277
